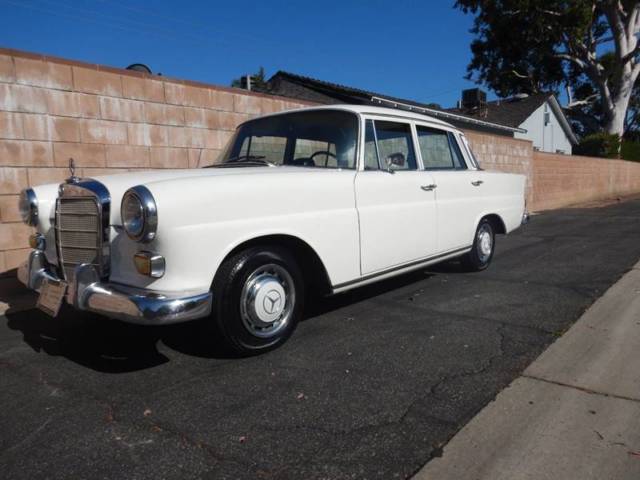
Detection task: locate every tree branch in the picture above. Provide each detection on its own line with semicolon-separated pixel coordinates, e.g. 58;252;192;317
603;1;629;60
566;93;600;109
626;1;640;37
622;44;640;64
554;53;587;69
509;69;529;79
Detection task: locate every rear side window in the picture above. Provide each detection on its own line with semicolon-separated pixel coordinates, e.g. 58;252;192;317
447;133;467;169
459;134;480;168
373;121;417;171
416;126;466;170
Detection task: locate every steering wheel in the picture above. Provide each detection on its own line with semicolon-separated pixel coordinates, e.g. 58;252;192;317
310;150;337;167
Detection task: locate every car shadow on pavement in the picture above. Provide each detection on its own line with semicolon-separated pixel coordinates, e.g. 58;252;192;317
5;305;245;372
0;273;38;315
304;268;438;318
6;307;171;372
4;263;453;374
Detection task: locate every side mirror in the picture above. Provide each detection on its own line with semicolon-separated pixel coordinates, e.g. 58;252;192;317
385;152;405;173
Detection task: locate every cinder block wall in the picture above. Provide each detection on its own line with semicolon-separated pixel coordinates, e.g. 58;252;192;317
2;47;640;276
460;132;640;211
531;152;640;211
462;130;535;204
0;48;313;274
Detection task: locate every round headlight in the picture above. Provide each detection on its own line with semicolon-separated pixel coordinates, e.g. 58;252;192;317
121;186;157;242
18;188;38;226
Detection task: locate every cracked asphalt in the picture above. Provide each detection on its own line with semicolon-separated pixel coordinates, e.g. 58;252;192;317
1;198;640;480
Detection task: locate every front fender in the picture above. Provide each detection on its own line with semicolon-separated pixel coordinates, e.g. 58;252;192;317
108;170;361;292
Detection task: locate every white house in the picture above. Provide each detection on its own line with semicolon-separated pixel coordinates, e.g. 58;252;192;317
452;91;578;154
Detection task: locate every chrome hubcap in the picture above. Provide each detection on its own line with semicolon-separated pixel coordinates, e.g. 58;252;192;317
477;225;493;263
240;263;294;338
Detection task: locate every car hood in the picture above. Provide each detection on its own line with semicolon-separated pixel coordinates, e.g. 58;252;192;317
92;166;284;190
31;166;339;227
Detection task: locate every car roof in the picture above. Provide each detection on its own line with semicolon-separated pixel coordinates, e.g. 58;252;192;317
243;104;461;132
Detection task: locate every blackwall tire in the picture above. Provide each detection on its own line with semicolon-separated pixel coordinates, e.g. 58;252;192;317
211;246;304;356
461;219;495;272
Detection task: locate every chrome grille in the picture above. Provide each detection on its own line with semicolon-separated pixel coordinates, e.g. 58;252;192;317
55;196;103;281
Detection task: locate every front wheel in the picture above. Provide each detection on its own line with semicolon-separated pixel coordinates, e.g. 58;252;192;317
461;219;495;271
211;246;304;355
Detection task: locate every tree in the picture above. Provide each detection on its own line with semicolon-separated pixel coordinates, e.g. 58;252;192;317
231;67;268;91
565;52;640;136
455;1;640;138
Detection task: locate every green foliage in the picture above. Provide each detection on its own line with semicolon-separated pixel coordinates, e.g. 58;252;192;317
621;141;640;162
574;133;620;158
231;67;268;91
454;1;640;137
454;0;593;96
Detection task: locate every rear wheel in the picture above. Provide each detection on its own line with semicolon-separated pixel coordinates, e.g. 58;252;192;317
461;219;495;271
211;246;304;355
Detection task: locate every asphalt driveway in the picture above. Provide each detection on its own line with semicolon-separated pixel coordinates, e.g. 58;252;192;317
2;198;640;480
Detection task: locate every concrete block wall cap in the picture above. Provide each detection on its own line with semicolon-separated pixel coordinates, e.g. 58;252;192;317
0;54;16;82
14;57;73;90
0;47;319;106
122;76;165;103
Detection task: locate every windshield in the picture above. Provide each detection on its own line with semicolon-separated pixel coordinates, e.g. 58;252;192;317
215;110;358;169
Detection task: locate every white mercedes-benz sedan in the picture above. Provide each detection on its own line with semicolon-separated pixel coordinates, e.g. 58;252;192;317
17;105;528;354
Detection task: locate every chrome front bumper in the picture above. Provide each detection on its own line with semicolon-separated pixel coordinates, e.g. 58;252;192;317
18;250;213;325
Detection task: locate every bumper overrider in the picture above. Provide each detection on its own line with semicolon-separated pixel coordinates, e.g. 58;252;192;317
18;250;213;325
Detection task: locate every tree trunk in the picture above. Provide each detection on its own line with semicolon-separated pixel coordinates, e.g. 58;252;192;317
600;2;640;140
605;91;632;138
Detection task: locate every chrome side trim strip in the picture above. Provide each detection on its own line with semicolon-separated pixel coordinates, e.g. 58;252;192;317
332;246;471;291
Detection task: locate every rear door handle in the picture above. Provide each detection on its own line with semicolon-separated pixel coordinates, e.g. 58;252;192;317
471;180;484;186
421;184;437;191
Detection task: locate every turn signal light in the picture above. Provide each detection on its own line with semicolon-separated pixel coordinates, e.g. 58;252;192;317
133;252;165;278
28;233;45;250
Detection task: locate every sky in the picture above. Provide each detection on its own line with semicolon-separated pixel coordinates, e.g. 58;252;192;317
0;0;488;108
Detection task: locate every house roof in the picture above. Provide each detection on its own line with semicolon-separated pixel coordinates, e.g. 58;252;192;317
449;93;551;127
268;71;526;134
449;93;578;144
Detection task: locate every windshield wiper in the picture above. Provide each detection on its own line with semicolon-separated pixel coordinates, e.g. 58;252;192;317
204;155;277;168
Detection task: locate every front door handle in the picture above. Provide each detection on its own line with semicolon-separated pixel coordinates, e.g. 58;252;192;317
471;180;484;186
421;184;437;191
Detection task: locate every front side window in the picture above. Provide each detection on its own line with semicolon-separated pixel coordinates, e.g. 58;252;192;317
218;110;358;169
372;120;417;171
416;126;466;170
363;119;380;170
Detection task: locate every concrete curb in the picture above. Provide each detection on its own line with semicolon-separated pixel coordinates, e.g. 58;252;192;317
414;262;640;480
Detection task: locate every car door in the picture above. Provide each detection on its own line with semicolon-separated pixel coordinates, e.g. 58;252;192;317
355;118;438;275
415;124;484;251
